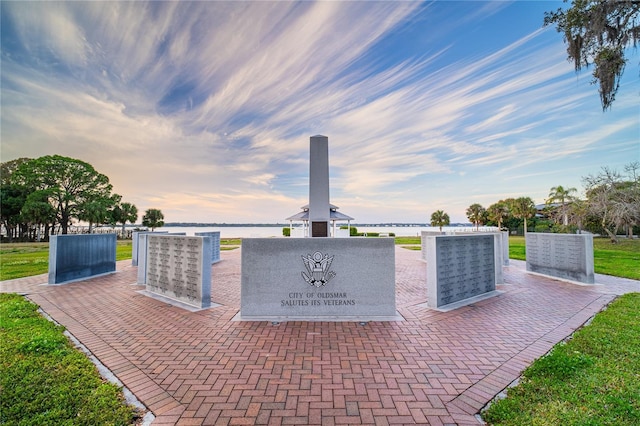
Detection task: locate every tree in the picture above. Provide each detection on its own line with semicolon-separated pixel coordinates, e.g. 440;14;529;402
546;185;578;226
466;203;486;230
583;162;640;242
567;198;589;232
21;190;56;241
430;210;450;232
11;155;114;234
0;182;29;242
509;197;536;234
112;202;138;237
142;209;164;231
78;194;120;233
487;200;509;230
1;158;32;241
544;1;640;110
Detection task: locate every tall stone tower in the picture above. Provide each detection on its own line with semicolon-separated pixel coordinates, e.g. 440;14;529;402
308;135;330;237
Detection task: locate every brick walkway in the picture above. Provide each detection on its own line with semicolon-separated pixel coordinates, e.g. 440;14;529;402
2;247;638;425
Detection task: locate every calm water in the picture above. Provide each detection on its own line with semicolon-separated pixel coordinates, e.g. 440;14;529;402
155;225;494;238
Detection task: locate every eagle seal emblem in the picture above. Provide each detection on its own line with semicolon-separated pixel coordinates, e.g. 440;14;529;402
301;251;336;287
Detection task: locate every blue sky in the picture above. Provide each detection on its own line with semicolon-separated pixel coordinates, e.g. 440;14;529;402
2;1;639;224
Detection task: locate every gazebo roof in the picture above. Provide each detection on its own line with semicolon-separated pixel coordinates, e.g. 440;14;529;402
286;209;354;222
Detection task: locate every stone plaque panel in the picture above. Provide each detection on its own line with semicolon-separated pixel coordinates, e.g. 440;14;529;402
240;238;396;319
425;234;497;309
526;233;594;284
144;235;211;308
48;234;116;284
195;231;221;264
311;221;329;237
132;231;168;266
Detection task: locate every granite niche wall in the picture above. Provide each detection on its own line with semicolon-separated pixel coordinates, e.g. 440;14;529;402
48;234;116;284
424;234;500;310
139;234;212;309
526;233;594;284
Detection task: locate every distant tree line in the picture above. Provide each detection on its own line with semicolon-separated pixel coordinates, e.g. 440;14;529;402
0;155;163;242
432;162;639;242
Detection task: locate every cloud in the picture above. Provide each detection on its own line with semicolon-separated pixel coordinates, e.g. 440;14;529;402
1;1;638;223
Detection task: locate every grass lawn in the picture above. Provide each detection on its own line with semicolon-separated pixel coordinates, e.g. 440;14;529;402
0;293;140;425
509;235;640;280
482;292;640;425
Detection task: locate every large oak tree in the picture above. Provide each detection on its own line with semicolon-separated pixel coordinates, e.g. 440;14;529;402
12;155;115;234
544;0;640;110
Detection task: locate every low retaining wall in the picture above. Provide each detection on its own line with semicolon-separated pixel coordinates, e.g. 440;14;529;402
526;233;594;284
48;234;116;284
240;238;397;320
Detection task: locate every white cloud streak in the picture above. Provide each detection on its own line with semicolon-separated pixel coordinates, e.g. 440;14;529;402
1;1;638;223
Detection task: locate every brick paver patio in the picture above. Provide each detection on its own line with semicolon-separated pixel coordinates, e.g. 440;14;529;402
2;247;638;425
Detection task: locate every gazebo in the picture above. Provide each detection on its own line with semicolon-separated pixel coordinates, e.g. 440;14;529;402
286;204;354;237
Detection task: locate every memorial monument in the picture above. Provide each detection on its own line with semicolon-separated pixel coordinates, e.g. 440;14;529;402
240;135;398;321
286;136;354;237
423;234;501;310
48;234;116;284
138;234;213;310
526;233;595;284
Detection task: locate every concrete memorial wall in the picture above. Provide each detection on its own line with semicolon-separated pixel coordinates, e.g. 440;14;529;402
195;231;221;264
136;232;186;284
525;233;594;284
421;231;444;261
424;234;500;310
422;230;507;269
240;238;397;320
142;235;212;309
501;231;509;266
132;231;168;266
48;234;116;284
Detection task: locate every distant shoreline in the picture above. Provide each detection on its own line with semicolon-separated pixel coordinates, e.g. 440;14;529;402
159;222;474;228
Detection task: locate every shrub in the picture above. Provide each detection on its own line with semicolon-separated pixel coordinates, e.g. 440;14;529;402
282;227;290;237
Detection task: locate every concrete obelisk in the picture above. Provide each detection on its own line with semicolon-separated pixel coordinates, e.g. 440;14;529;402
308;135;330;237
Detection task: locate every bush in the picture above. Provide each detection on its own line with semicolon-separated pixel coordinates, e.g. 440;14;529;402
340;225;358;236
282;227;290;237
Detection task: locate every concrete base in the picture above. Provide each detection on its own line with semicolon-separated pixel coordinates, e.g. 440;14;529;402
420;290;503;312
231;311;404;322
136;290;222;312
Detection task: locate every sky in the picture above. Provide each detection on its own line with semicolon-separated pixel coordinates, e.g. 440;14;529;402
1;1;639;224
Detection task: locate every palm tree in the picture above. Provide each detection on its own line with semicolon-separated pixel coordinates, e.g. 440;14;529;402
142;208;164;231
546;185;577;226
487;201;509;230
466;203;486;231
430;210;450;232
112;202;138;237
510;197;536;234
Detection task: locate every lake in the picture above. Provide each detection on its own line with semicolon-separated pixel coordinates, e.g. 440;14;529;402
155;225;494;238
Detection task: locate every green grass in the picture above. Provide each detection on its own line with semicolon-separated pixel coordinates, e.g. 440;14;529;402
0;293;140;425
509;236;640;280
0;241;133;281
482;292;640;425
395;236;421;245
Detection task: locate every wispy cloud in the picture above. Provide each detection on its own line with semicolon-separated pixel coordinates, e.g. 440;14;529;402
1;1;638;223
